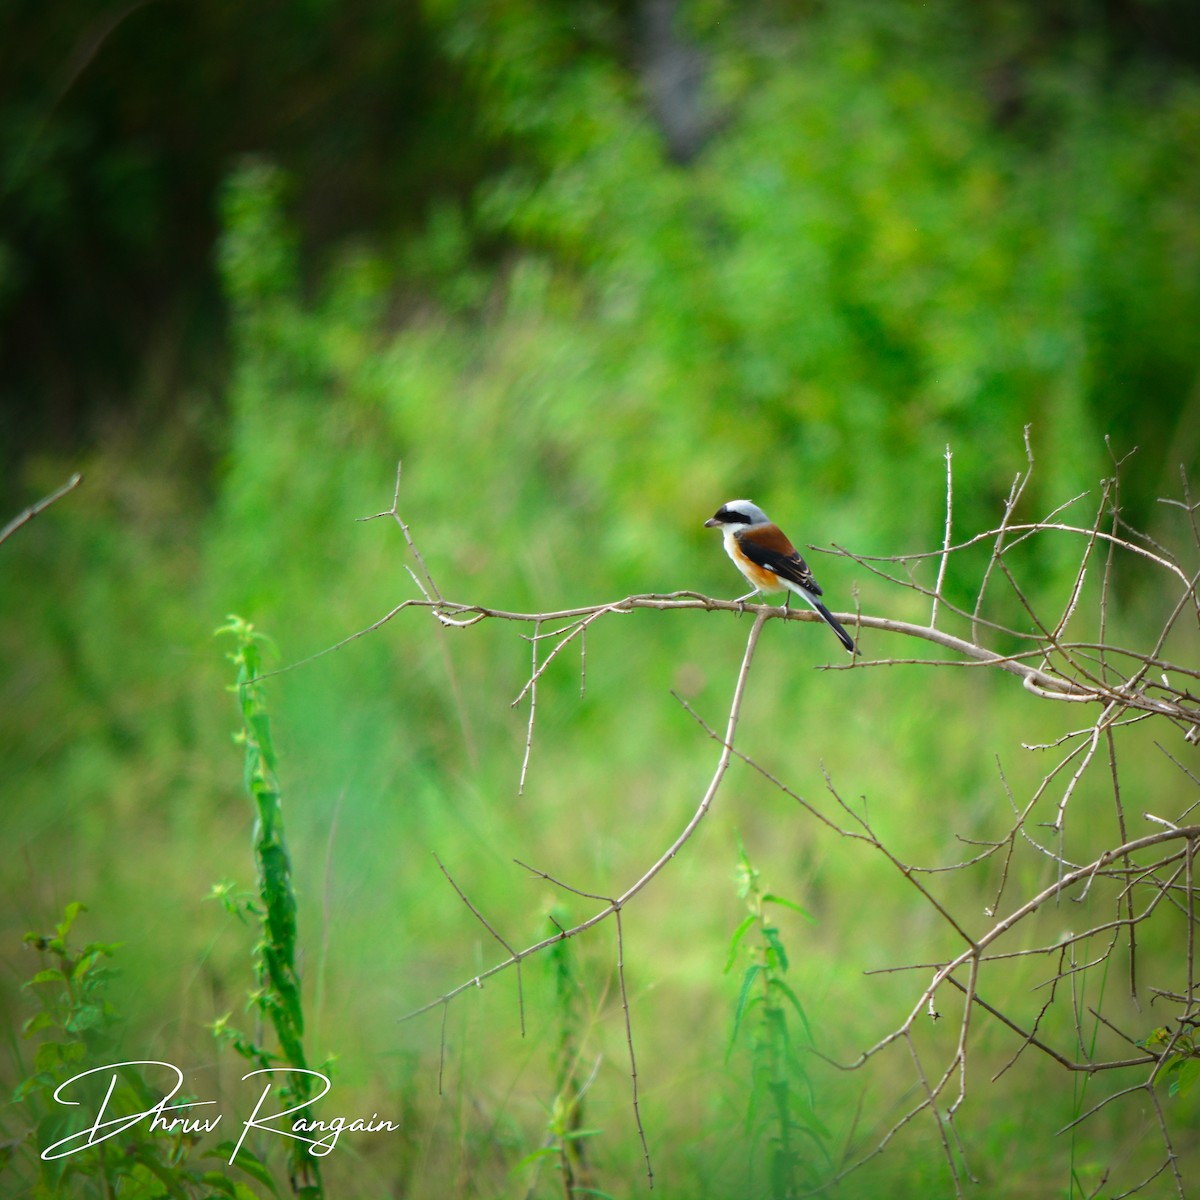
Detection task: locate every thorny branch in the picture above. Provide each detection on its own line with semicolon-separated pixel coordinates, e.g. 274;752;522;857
327;446;1200;1196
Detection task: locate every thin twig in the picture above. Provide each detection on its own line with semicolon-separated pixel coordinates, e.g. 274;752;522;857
931;445;953;629
0;471;82;546
614;906;652;1188
516;620;541;797
433;853;526;1038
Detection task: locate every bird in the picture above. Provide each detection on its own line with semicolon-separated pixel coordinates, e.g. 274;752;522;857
704;499;856;653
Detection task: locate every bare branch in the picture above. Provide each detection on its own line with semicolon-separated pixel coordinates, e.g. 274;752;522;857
931;444;953;629
516;619;541;797
0;471;83;546
325;443;1200;1196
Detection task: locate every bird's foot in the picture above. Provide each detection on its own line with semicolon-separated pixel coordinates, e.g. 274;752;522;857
733;590;758;616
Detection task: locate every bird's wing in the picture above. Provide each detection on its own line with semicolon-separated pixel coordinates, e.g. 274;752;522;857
736;526;823;596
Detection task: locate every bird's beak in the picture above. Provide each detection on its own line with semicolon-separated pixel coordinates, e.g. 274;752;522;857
704;517;720;528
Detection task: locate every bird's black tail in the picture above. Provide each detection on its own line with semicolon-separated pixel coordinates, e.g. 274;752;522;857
812;599;856;654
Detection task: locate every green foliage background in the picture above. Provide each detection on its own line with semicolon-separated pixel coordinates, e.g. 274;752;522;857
4;2;1200;1195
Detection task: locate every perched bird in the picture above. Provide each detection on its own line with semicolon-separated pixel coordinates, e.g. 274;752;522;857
704;499;856;653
